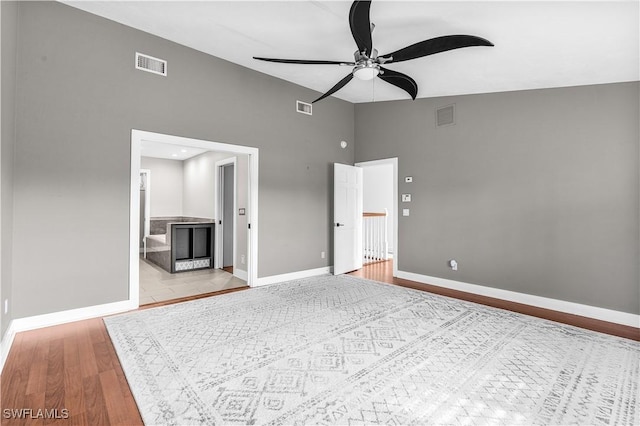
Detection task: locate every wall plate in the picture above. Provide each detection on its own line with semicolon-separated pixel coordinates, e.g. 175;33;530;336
402;194;411;202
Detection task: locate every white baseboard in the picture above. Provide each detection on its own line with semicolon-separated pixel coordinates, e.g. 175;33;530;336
234;268;248;281
10;299;137;333
0;299;137;373
255;266;332;287
396;270;640;328
0;321;17;374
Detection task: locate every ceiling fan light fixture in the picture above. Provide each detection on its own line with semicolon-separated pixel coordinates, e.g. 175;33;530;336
353;64;379;80
253;1;493;102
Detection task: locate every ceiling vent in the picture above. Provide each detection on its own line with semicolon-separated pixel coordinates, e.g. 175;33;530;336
436;104;455;127
136;52;167;76
296;100;312;116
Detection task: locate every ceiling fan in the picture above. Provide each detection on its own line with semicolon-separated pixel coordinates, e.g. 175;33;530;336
254;0;494;103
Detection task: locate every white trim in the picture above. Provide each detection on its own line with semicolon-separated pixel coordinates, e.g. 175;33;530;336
215;157;237;270
130;136;142;307
396;270;640;328
9;300;136;332
0;321;17;374
131;130;260;298
355;158;398;278
140;168;151;240
247;151;259;286
255;267;332;287
234;268;248;281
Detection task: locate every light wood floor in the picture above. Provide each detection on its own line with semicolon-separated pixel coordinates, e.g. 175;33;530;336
1;261;637;425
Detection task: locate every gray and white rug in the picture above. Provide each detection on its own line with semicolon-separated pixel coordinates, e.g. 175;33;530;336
105;275;639;425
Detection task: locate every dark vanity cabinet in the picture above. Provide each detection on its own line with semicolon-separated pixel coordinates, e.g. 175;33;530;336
171;223;214;273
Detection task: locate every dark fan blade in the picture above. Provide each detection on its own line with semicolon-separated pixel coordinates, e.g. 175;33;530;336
253;57;354;65
313;73;354;103
378;67;418;100
349;1;373;55
381;35;494;64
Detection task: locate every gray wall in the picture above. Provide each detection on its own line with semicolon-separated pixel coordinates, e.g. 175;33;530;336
1;1;18;339
182;151;235;220
11;1;353;319
141;157;185;217
355;82;639;315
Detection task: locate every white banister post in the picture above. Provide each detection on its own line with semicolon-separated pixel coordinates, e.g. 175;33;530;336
383;208;389;260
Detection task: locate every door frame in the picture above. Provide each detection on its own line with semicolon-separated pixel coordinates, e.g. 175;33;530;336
215;157;237;271
139;168;151;252
355;157;399;277
129;130;259;307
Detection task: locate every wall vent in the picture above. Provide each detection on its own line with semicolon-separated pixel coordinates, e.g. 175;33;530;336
296;100;312;115
136;52;167;76
436;104;455;127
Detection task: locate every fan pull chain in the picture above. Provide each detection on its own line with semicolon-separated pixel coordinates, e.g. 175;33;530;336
371;78;376;102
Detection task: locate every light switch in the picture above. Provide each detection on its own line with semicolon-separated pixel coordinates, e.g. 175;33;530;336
403;209;410;216
402;194;412;202
405;176;413;183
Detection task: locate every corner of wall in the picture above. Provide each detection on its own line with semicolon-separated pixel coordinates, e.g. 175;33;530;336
1;0;19;342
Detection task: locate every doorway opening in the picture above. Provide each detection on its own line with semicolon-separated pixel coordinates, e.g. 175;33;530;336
215;157;239;277
129;130;259;307
355;158;398;277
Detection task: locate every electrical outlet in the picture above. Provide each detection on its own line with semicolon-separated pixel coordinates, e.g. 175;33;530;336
402;194;412;202
449;260;458;271
403;209;410;216
321;251;326;259
241;255;246;264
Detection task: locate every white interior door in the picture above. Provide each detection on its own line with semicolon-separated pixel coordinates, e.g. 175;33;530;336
334;163;363;275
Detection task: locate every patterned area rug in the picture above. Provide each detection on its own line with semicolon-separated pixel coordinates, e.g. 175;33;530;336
105;275;639;425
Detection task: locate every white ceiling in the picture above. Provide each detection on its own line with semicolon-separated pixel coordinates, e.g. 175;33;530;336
141;140;206;160
63;1;639;103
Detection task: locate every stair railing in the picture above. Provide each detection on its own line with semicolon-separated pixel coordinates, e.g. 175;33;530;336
363;208;388;264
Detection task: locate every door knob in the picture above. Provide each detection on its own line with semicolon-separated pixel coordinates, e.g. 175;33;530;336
335;223;344;227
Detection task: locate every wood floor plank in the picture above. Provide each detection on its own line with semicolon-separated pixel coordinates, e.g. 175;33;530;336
25;338;50;396
43;339;65;424
99;369;134;426
81;375;110;426
25;393;46;426
77;322;99;379
92;341;114;374
62;341;85;422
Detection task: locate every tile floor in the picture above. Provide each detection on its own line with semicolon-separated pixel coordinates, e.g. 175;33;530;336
139;257;247;305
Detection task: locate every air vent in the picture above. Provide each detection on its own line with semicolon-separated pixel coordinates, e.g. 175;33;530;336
135;52;167;76
296;100;312;115
436;104;455;127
